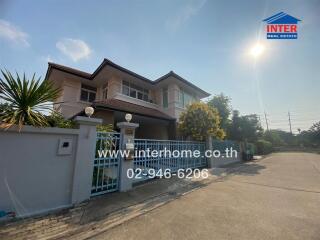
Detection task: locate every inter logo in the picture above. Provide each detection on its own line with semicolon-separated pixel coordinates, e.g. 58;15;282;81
263;12;301;39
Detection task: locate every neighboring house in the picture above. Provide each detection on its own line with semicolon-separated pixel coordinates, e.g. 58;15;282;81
46;58;209;139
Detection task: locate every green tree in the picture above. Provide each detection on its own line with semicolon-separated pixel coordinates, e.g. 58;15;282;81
227;110;263;142
0;70;60;129
178;102;225;141
308;121;320;144
263;130;285;146
207;93;231;130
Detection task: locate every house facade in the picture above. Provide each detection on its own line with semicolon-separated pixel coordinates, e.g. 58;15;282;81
46;58;209;139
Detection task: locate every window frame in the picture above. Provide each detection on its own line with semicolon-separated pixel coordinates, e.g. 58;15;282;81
80;84;97;103
102;83;108;99
178;88;196;108
122;80;150;102
162;87;168;108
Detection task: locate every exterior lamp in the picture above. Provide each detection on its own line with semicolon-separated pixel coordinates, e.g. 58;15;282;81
125;113;132;122
85;106;94;118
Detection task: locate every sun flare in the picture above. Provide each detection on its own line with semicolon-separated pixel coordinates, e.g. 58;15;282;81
250;43;265;58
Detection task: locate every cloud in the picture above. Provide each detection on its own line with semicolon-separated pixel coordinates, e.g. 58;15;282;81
40;55;54;63
56;38;91;61
46;55;53;62
0;19;29;46
166;0;206;31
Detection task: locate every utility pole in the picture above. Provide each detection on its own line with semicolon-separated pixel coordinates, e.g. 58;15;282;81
264;112;269;131
288;111;292;134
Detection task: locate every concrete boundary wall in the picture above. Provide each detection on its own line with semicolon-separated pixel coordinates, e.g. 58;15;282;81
207;154;242;168
0;117;101;218
0;118;242;218
206;137;243;168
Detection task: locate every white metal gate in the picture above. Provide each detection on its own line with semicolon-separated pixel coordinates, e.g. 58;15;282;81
91;132;120;196
133;139;207;182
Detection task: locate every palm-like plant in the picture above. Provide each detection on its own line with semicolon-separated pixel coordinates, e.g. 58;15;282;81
0;70;61;129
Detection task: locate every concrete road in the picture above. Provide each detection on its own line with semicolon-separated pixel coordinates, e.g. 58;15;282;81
93;152;320;240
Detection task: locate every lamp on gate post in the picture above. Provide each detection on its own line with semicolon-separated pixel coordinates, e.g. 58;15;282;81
85;106;94;118
125;113;132;122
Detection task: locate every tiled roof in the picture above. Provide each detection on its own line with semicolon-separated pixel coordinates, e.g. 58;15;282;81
47;62;91;79
46;58;210;97
93;99;175;121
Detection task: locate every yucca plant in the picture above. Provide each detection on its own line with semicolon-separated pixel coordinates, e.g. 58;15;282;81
0;70;61;129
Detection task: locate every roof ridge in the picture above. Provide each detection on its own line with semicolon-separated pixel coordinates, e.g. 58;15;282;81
48;62;91;77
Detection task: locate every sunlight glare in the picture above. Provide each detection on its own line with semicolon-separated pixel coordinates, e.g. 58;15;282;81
250;43;265;58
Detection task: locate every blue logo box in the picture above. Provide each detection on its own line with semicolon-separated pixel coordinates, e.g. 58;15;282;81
267;33;298;39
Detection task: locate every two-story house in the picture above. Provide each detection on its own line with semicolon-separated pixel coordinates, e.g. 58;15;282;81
46;58;209;139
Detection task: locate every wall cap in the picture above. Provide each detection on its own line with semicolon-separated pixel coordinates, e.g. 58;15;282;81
116;122;139;129
0;125;79;135
74;116;102;126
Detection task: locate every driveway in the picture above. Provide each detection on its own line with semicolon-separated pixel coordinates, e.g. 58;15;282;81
93;152;320;240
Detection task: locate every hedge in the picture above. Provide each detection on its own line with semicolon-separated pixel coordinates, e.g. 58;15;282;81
256;140;273;154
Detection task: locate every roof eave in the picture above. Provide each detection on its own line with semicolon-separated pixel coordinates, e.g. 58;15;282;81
93;103;175;121
154;72;210;97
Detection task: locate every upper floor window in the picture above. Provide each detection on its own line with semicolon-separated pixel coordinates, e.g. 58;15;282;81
122;80;149;102
80;84;96;102
178;89;195;108
163;87;168;108
102;83;108;99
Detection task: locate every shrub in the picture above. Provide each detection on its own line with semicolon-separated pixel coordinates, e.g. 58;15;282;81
97;124;114;132
178;102;225;141
46;111;76;129
256;140;273;154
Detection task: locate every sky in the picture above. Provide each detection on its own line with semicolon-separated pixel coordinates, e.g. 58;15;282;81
0;0;319;133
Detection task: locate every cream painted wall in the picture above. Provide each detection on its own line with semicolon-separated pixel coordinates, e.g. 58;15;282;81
107;76;122;99
49;71;92;118
159;80;200;120
49;69;203;121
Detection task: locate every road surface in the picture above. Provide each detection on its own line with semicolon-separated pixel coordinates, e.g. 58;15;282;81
93;152;320;240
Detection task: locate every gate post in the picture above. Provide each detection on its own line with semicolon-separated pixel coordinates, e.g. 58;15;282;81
206;136;215;168
71;116;102;204
117;121;139;192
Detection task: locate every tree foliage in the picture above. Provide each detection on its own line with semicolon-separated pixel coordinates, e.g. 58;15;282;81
46;111;76;129
297;121;320;147
0;70;61;129
207;93;231;129
178;102;225;141
256;140;273;154
309;121;320;140
227;110;263;142
97;124;114;132
263;130;292;146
